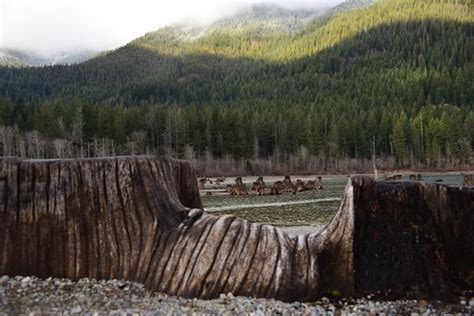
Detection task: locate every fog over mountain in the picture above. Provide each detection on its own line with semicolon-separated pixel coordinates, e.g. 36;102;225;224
0;47;98;67
0;0;344;57
0;0;471;170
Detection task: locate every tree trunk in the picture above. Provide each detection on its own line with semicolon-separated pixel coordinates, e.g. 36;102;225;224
0;157;472;302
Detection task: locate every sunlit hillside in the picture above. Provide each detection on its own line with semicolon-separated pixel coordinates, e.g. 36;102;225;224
0;0;472;168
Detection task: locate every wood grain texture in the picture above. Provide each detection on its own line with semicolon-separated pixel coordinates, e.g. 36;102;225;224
0;157;472;301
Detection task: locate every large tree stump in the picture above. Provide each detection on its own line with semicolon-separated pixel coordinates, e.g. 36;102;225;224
0;157;472;301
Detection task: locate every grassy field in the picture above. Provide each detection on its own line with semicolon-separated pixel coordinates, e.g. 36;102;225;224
200;174;467;231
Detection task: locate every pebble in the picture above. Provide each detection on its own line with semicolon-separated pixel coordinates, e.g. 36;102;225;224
21;276;31;283
0;275;9;284
0;276;472;314
71;306;82;313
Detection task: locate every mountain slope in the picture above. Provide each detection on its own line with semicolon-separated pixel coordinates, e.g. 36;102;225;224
0;0;472;165
132;0;470;60
134;3;327;59
0;0;471;105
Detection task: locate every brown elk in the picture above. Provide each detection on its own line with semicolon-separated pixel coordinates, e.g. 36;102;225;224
225;184;233;193
316;176;324;189
304;176;324;190
251;176;266;196
293;179;306;194
230;176;248;195
304;180;316;190
270;181;285;195
282;175;295;192
270;181;284;195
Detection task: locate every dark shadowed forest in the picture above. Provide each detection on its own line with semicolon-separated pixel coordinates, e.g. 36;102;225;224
0;0;472;174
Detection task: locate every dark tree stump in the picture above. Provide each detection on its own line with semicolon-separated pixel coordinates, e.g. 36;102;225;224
350;177;474;298
0;157;472;301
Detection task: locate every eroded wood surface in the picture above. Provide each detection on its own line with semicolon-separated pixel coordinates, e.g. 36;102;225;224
0;157;472;301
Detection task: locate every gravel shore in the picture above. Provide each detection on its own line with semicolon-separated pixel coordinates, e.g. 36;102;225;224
0;276;472;315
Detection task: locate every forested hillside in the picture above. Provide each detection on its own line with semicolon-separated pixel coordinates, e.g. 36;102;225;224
0;0;472;173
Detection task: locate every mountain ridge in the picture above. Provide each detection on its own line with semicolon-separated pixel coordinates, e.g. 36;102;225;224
0;0;373;68
0;0;472;166
0;0;470;105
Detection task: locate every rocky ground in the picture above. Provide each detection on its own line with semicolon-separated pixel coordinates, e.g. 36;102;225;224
0;276;472;315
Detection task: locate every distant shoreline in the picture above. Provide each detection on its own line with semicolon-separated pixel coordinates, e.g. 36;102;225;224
199;169;472;179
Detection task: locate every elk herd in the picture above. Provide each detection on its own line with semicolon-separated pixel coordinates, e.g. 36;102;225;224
199;175;325;196
248;175;325;195
198;173;474;196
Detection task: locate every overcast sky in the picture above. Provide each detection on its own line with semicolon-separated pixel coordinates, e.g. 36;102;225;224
0;0;344;56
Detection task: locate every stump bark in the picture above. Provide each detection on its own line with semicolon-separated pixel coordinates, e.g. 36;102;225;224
0;157;472;301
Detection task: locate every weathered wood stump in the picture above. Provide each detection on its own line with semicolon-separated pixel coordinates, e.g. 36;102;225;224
0;157;472;301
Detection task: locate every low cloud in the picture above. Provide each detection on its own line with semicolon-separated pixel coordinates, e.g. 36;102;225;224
1;0;345;56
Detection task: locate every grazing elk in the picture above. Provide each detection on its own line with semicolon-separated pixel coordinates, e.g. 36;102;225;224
305;176;325;190
282;176;295;192
293;179;306;194
225;184;233;193
304;180;316;191
230;177;248;195
270;181;285;195
316;176;325;189
251;176;266;196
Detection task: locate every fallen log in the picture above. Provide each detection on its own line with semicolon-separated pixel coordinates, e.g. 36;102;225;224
0;157;472;301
